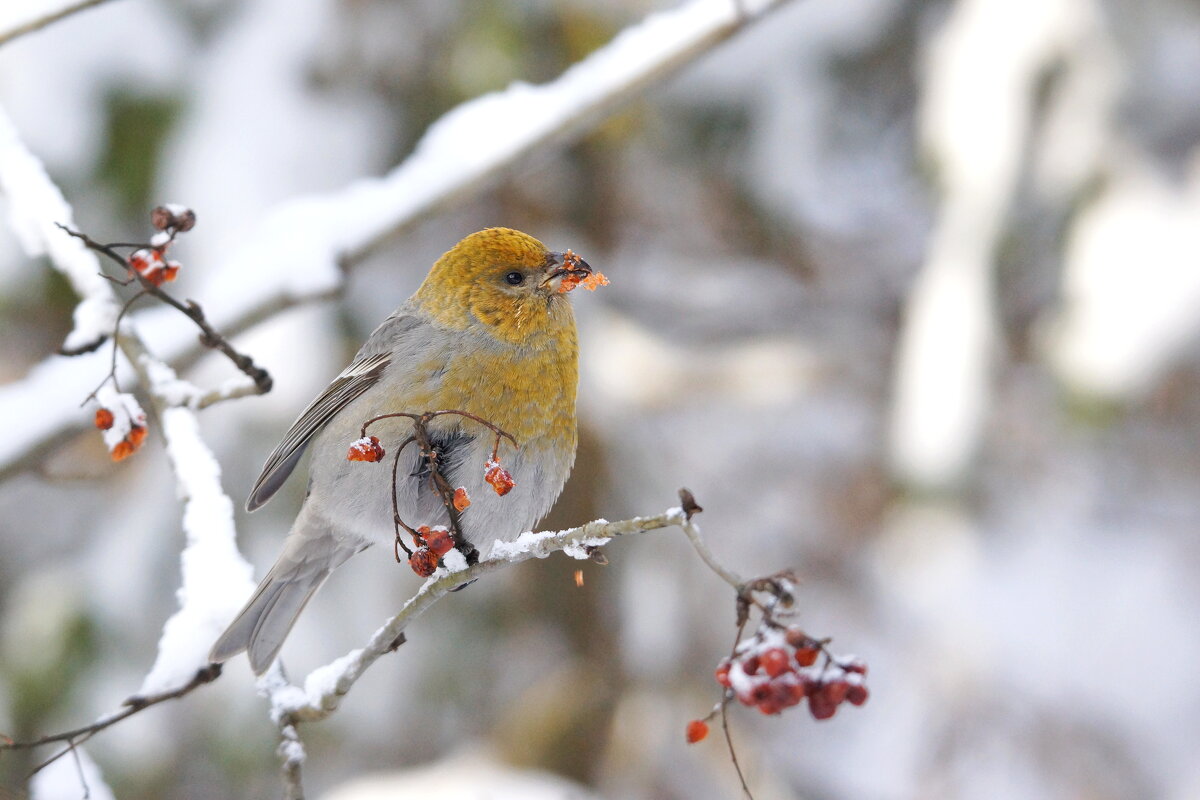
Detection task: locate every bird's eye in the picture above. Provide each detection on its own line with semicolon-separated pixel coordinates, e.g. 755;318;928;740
505;271;525;286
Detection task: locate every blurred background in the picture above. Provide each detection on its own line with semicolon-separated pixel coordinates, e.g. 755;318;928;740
2;0;1200;797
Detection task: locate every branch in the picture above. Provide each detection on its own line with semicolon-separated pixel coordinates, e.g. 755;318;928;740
0;664;221;753
0;0;115;48
270;503;704;725
0;0;792;480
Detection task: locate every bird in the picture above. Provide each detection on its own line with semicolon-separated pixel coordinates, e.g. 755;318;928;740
210;227;598;674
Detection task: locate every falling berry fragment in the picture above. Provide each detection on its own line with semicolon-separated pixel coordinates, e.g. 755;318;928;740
685;719;709;744
484;459;515;496
347;436;385;462
452;487;471;511
409;547;438;577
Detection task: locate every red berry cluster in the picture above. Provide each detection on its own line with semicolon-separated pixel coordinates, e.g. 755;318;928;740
408;525;455;577
714;626;868;721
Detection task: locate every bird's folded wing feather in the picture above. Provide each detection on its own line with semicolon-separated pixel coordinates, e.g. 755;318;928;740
246;311;423;512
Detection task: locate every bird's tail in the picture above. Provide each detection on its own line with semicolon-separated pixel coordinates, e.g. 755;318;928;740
209;527;357;674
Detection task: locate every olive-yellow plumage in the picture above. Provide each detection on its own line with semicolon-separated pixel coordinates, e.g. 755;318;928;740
211;228;590;673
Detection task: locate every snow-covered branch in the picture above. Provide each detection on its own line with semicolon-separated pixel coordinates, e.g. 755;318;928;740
0;0;114;48
0;0;791;479
267;506;695;725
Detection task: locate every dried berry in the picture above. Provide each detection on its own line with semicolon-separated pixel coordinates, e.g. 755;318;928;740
128;425;148;447
347;436;385;462
484;460;515;496
423;526;454;557
94;408;115;430
452;486;471;511
409;547;438;577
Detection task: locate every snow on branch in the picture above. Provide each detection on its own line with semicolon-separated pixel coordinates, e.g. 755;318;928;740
0;0;113;48
134;355;257;695
0;0;791;478
267;506;702;724
0;104;121;354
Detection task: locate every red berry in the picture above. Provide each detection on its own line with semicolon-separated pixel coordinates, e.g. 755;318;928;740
423;527;454;557
94;408;114;430
846;684;869;706
484;461;515;496
761;647;792;678
794;646;819;667
347;436;385;462
808;687;839;720
741;655;761;675
823;679;849;704
685;719;709;744
409;547;438;577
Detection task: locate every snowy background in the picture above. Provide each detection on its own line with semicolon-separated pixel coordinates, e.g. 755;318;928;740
3;0;1200;798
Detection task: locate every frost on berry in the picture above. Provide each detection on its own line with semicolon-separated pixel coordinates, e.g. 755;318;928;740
685;719;709;744
708;618;869;722
347;435;385;462
452;486;471;511
423;526;454;557
94;386;148;462
484;458;515;496
409;547;438;577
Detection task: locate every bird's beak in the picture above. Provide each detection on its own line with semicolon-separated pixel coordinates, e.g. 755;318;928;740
542;250;592;292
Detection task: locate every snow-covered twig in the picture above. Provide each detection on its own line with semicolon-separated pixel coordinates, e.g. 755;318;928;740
0;0;114;48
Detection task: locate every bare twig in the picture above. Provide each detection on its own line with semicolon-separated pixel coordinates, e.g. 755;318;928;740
0;0;116;47
0;664;221;761
59;224;273;396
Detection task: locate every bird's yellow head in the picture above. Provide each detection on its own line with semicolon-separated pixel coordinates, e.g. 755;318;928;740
413;228;592;345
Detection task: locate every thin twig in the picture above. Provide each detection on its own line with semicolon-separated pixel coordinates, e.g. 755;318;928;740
59;224;273;395
1;664;221;759
0;0;115;47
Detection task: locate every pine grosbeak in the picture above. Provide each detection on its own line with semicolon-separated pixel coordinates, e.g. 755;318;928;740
211;228;596;673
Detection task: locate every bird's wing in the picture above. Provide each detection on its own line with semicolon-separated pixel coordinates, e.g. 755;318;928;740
246;311;422;512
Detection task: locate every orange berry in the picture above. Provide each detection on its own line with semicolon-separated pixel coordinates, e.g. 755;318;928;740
452;486;471;511
715;660;732;688
685;719;709;744
128;425;148;447
347;436;385;462
409;547;438;577
94;408;115;430
484;461;515;496
111;439;135;462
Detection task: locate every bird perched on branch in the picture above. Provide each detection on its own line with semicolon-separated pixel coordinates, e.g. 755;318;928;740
210;228;602;673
